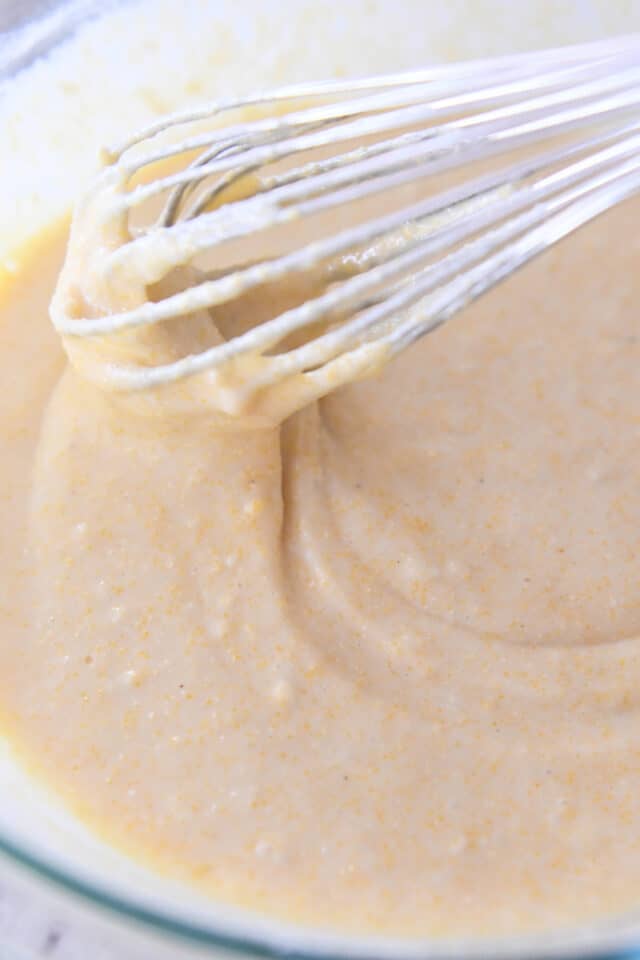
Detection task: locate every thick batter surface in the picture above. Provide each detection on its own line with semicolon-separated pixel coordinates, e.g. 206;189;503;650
1;191;640;935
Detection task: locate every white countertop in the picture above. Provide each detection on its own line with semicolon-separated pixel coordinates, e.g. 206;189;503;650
0;871;120;960
0;857;221;960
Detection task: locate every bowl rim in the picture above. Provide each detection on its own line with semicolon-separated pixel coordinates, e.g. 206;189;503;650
4;823;640;960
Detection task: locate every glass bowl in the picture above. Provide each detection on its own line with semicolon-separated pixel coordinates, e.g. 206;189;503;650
2;2;640;957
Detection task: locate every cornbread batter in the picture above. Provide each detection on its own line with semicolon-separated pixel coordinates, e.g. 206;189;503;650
1;183;640;935
3;0;640;942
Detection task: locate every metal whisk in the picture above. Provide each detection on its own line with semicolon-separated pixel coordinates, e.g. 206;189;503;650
51;35;640;419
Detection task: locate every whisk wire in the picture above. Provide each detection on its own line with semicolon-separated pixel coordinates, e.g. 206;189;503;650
52;35;640;416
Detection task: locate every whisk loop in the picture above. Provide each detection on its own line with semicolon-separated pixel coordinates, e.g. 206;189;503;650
51;35;640;419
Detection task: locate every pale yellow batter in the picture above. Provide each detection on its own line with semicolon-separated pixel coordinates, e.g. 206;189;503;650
1;179;640;936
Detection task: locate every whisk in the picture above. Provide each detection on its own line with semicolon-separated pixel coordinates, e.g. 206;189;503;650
51;35;640;421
